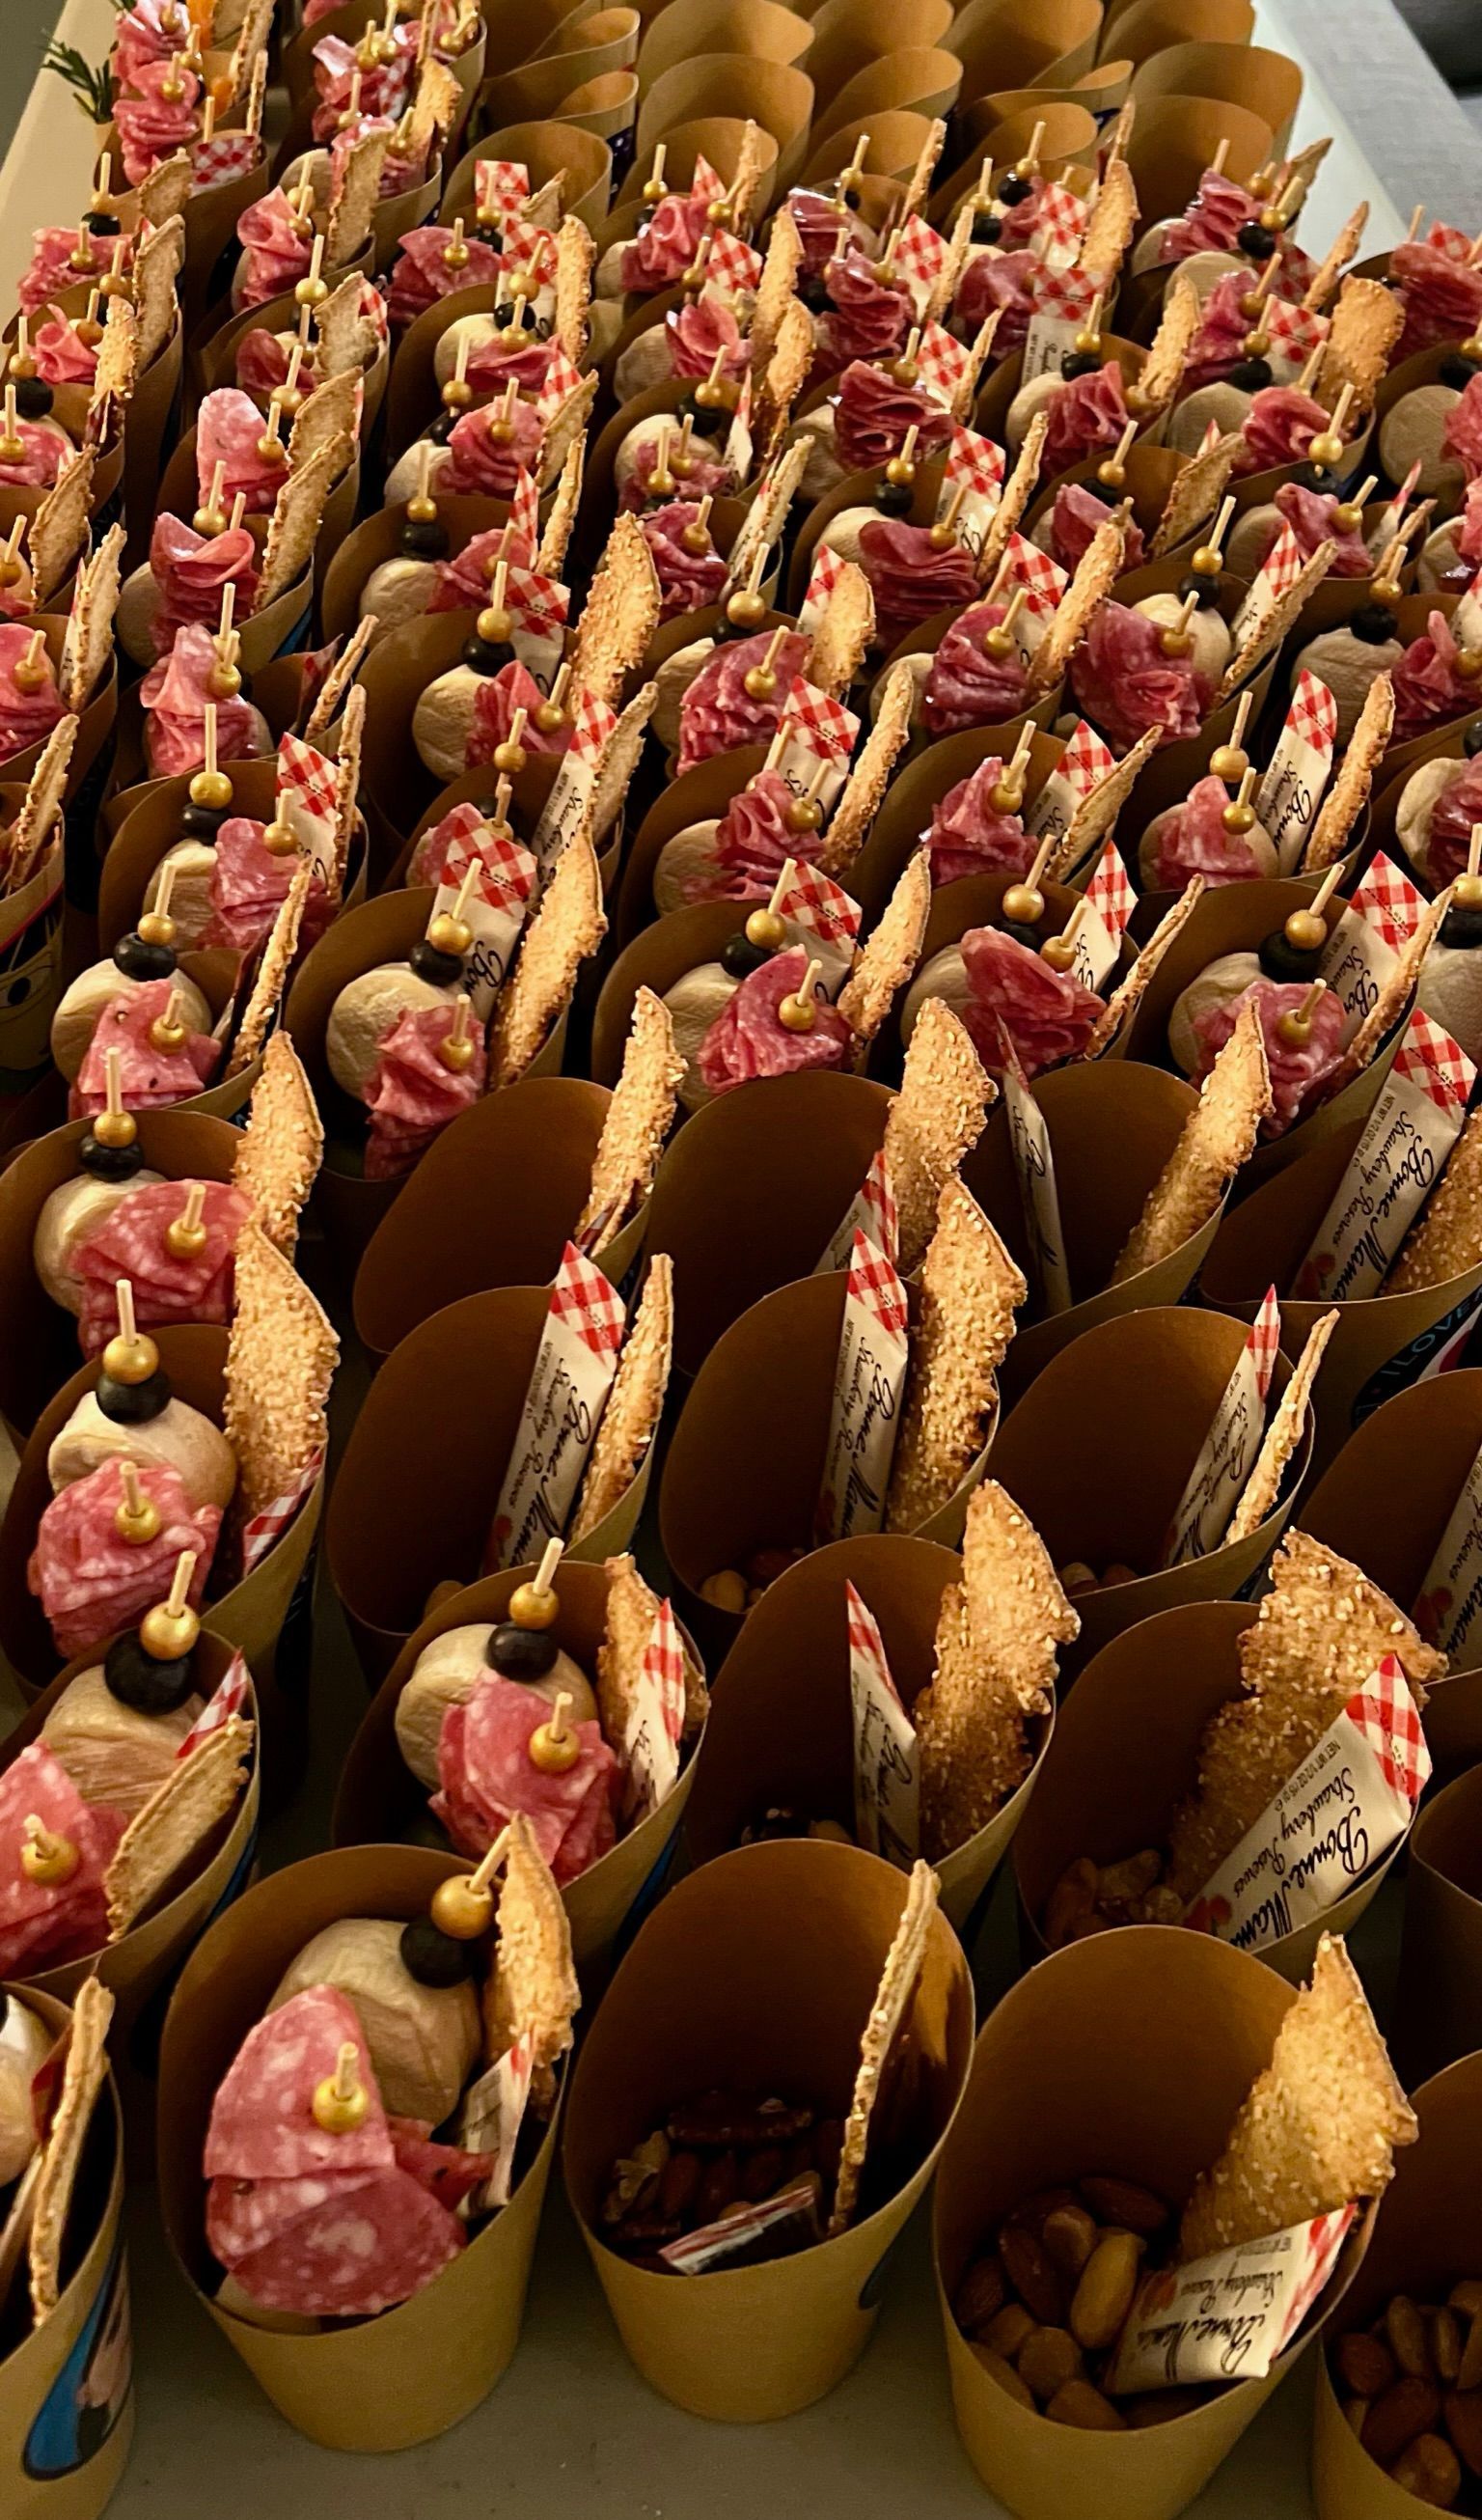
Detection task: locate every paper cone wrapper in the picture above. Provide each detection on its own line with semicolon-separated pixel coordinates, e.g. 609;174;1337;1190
0;442;124;547
326;1286;650;1680
643;1068;892;1376
0;1984;130;2520
848;725;1066;918
1128;39;1302;152
986;1305;1308;1674
637;0;812;93
443;123;614;235
395;752;563;892
614;113;780;208
481;0;594;78
352;1074;615;1363
0;621;116;799
0;1323;321;1697
1200;1122;1482;1478
332;1561;705;1964
636;60;814;193
96;756;283;950
179;163;272;331
1025;440;1186;558
947;0;1102;99
1392;1766;1482;2089
198;288;389;443
660;1272;1000;1666
122;323;185;564
319;490;521;634
806;0;955;105
963;1061;1212;1401
682;1532;1052;1925
0;841;64;1102
370;156;445;270
563;1837;974;2419
869;865;1088;1078
1106;0;1254;69
482;11;643;126
802;110;935;189
614;735;787;942
591;897;761;1082
154;1844;561;2450
554;69;641;143
810;48;964;151
963;99;1100;175
1014;1598;1401;1986
0;1108;242;1445
974;337;1149;447
1123;94;1274;226
934;1925;1372;2520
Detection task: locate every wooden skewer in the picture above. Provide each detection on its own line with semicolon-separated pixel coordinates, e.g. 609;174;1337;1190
228;491;245;532
1210;138;1229;179
1406;203;1425;241
1023;837;1053;893
1311;862;1344;916
1005;723;1035;783
452;861;478;924
766;856;796;916
203;703;218;780
467;1827;512;1897
1228;689;1254;752
154;860;177;922
177;1180;206;1238
115;1278;138;1346
103;1045;124;1124
1470;821;1482;879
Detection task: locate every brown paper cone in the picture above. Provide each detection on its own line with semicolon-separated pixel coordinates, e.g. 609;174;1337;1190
154;1844;562;2449
0;837;64;1101
480;0;593;78
0;440;124;547
805;0;955;104
1123;96;1275;225
1013;1599;1403;1985
482;14;645;128
681;1533;1053;1925
802;110;936;190
0;620;116;800
948;0;1103;100
0;1108;243;1444
845;724;1066;916
969;99;1101;176
441;124;614;235
0;1323;321;1697
638;0;812;93
318;490;520;634
811;50;965;151
869;865;1091;1080
1199;1124;1482;1479
636;60;815;195
614;113;781;208
95;755;283;950
555;69;641;144
1108;0;1255;68
564;1837;974;2419
331;1560;706;1964
326;1286;652;1680
934;1926;1373;2520
348;612;502;869
122;323;185;564
986;1305;1308;1673
1129;41;1304;155
1391;1768;1482;2089
351;1074;615;1363
1;1984;130;2520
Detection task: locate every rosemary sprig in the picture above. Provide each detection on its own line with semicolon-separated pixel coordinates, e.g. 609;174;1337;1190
42;42;114;124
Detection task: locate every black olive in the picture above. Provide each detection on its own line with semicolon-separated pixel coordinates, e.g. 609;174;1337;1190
409;938;465;986
873;477;915;517
971;212;1002;247
499;298;538;334
460;631;515;676
1440;353;1482;392
997;172;1032;207
1290;462;1338;497
78;1133;145;1182
180;800;228;839
1258;930;1323;983
1352;602;1400;646
1002;920;1044;949
1178;572;1222;608
1059;349;1100;380
1237;219;1271;258
13;375;53;421
1226;357;1272;393
1464;718;1482;758
400;514;449;559
1441;905;1482;951
685;392;727;439
103;1630;197;1714
85;209;122;235
798;274;832;315
721;931;772;979
488;1620;559;1680
96;1367;172;1424
399;1917;476;1985
113;931;177;983
1082;475;1118;506
428;405;459;444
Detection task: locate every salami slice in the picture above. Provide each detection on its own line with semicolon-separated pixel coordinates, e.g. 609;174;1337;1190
204;1986;395;2181
387;2118;489;2212
28;1456;221;1660
0;1745;124;1978
207;2166;381;2266
74;1178;253;1352
431;1677;618;1886
225;2166;464;2315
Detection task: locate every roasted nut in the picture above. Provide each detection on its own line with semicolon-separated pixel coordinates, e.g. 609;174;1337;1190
1079;2176;1169;2235
1388;2296;1434;2380
668;2094;814;2148
1431;2310;1464;2385
1389;2434;1462;2507
658;2150;701;2221
1450;2282;1482;2320
739;2147;785;2202
984;2305;1038;2361
1071;2231;1144;2351
698;2151;741;2219
1336;2331;1397;2397
1043;2204;1099;2279
971;2345;1035;2409
999;2226;1068;2326
1458;2312;1482;2394
1444;2388;1482;2477
1006;2186;1080;2236
1047;2379;1127;2430
1126;2390;1205;2426
1362;2375;1441;2467
1017;2327;1084;2403
1044;1861;1099;1949
955;2257;1006;2334
602;2129;669;2222
1097;1852;1163;1910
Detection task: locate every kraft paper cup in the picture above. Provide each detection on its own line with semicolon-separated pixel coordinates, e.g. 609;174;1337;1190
613;112;781;208
1129;41;1303;156
986;1305;1308;1674
1199;1123;1482;1479
0;620;116;799
351;1075;616;1364
637;0;812;92
0;1323;322;1698
555;69;641;145
442;122;614;235
0;1107;242;1444
801;109;935;190
318;489;521;634
635;60;814;193
477;0;593;77
962;1062;1212;1402
1107;0;1255;69
1303;1372;1482;1775
154;1844;563;2451
681;1533;1053;1927
326;1285;654;1682
1012;1600;1404;1987
642;1068;892;1376
869;866;1090;1083
805;0;954;104
967;99;1100;178
2;1983;130;2520
934;1927;1373;2520
659;1272;1001;1667
122;321;185;564
1123;94;1274;226
811;49;964;151
564;1837;974;2420
947;0;1102;99
1392;1769;1482;2088
0;836;63;1104
331;1560;706;1964
846;723;1067;915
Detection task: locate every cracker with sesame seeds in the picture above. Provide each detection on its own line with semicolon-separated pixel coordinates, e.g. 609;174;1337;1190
1304;673;1393;870
569;514;661;707
1046;726;1159;879
927;206;974;330
62;522;124;712
570;1254;672;1540
1386;1103;1482;1292
403;57;458;170
1111;987;1271;1279
243;42;268;139
537;437;584;580
1223;1306;1337;1545
903;119;947;220
225;1216;338;1516
228;858;313;1078
731;120;767;232
884;998;996;1275
288;369;360;481
751;205;803;377
1079;155;1138;286
31;450;95;604
553;213;594;365
304;615;374;740
5;714;76;894
1136;271;1200;412
828;1859;938;2235
327;126;389;265
313;271;370;380
1085;872;1204;1057
954;312;1002;421
232;1031;323;1257
589;680;656;849
330;680;364;897
130;213;184;372
259;435;350;611
1219;540;1336;701
597;1550;707;1746
885;1176;1026;1534
838;850;930;1045
28;1977;113;2322
1302;202;1369;316
480;1813;579;2111
139;153;191;227
1150;430;1243;560
727;438;809;593
1323;885;1450;1097
979;411;1047;584
90;295;138;420
577;986;682;1250
488;827;605;1086
540;368;597;486
1178;1934;1416;2262
807;558;874;698
1318;273;1403;413
105;1717;254;1940
230;0;274;95
757;295;814;457
1032;513;1125;690
822;660;914;876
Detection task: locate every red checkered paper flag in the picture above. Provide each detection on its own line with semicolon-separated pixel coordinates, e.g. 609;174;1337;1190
935;421;1003;561
503;564;569;686
773;674;859;812
796;538;845;641
532;345;583;422
459;2030;535;2211
1021;262;1100;378
1259;670;1337;871
1392;1003;1478;1114
845;1578;919;1863
1025;716;1115;846
724;365;754;491
1231;522;1304;645
1350;851;1424;956
510;466;540;547
241;1451;323;1576
1199;417;1222;456
1266;295;1329;371
530;684;618;868
1318;847;1426;1038
476;160;531;221
1295;1007;1476;1300
275;733;338;884
916;322;973;414
818;1146;898;1274
485;1241;626;1569
191;131;261;191
434;822;537;1016
618;1597;687;1822
1166;1284;1282;1564
177;1652;252;1756
502;213;558;290
997;532;1068;660
1069;839;1137;989
687;154;727;208
892;213;947;316
706;228;763;302
1029;182;1089;269
1374;457;1422;551
775;859;863;998
816;1232;911;1541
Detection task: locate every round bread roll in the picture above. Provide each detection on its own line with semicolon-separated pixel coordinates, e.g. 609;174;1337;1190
594;238;630;300
117;562;164;666
1176;250;1249;304
33;1168;167;1313
1166;381;1252;457
1378;384;1466;508
383;434;453;507
1167;950;1262;1072
0;1990;53;2185
1004;370;1065;458
412;663;486;782
663;962;742;1109
651;818;723;915
1223;503;1284;582
41;1660;204;1816
395;1620;597;1790
47;1386;238;1510
815;504;880;572
652;634;716;752
1419;933;1482;1064
792;405;844;504
269;1919;480;2128
1132;590;1233;685
144;841;218;947
358;554;440;639
1138;806;1276;891
587;296;623;365
51;962;213;1083
1290;624;1403;748
614;326;679;403
1416;516;1469;595
1395;755;1466;884
327;963;457;1098
614;410;686;500
432;313;498;386
901;944;972;1045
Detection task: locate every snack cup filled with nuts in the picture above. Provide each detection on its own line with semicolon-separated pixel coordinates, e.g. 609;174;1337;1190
1315;2050;1482;2518
934;1927;1401;2520
563;1839;974;2422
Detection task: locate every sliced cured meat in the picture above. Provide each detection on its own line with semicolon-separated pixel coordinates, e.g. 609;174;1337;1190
1069;602;1210;754
695;768;811;901
857;517;978;651
1043;362;1131;477
425;526;537;615
207;2165;380;2265
666;293;748;385
696;944;854;1096
204;815;333;955
1443;373;1482;485
955;249;1036;352
233;190;313;311
73;1178;254;1353
149;515;261;659
204;1985;394;2181
639;503;728;623
432;1675;618;1886
676;629;810;775
1394;607;1482;745
1273;482;1371;574
140;621;266;776
816;251;911;374
1044;482;1143;575
387;2118;488;2210
1158;171;1263;263
1193;976;1345;1130
958;926;1104;1078
924;760;1032;886
387;226;503;330
0;622;64;763
1391;235;1482;361
0;1745;124;1979
70;980;219;1118
28;1455;221;1659
1236;385;1331;477
620;194;709;296
921;600;1030;738
1428;753;1482;884
223;2164;464;2315
834;361;949;476
619;433;731;516
466;661;569;765
442;400;546;499
196;388;293;517
364;1003;487;1181
113;59;201;187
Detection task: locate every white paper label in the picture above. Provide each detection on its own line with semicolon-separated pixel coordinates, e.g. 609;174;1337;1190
458;2034;535;2211
529;692;616;870
1415;1436;1482;1660
1317;854;1421;1045
1105;2209;1357;2395
1292;1035;1472;1303
934;424;1004;564
1165;1288;1281;1565
618;1597;685;1823
1001;1064;1072;1315
815;1232;910;1541
1019;315;1079;382
1259;677;1336;874
658;2176;822;2272
847;1580;919;1866
432;829;536;1018
485;1243;623;1568
817;1147;898;1277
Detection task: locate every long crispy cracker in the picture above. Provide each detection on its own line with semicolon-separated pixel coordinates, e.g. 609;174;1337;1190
758;294;814;457
553;212;594;365
6;714;77;892
838;850;930;1045
588;680;656;847
955;312;1002;423
227;857;312;1077
232;1030;323;1257
750;206;803;379
903;118;948;220
536;438;584;581
822;659;914;876
224;1217;338;1515
884;998;996;1276
489;828;605;1086
1046;725;1159;879
807;559;874;697
304;615;373;739
330;680;364;897
139;153;191;228
131;212;185;371
258;434;349;610
1111;992;1273;1281
402;56;459;168
1150;431;1243;561
1318;272;1403;413
885;1177;1026;1534
90;294;139;419
979;411;1047;584
480;1812;579;2113
576;986;682;1248
1224;1309;1338;1544
1218;540;1336;701
570;1253;673;1539
1079;155;1138;286
1135;271;1200;412
326;126;389;264
63;521;124;712
288;367;361;482
1032;513;1125;690
597;1551;706;1743
1303;673;1393;870
927;205;974;330
314;271;371;379
569;514;661;708
105;1717;253;1939
28;1978;113;2321
30;450;95;603
1387;1104;1482;1294
1303;203;1370;315
828;1860;938;2235
1085;873;1204;1057
1323;887;1450;1097
539;368;596;487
